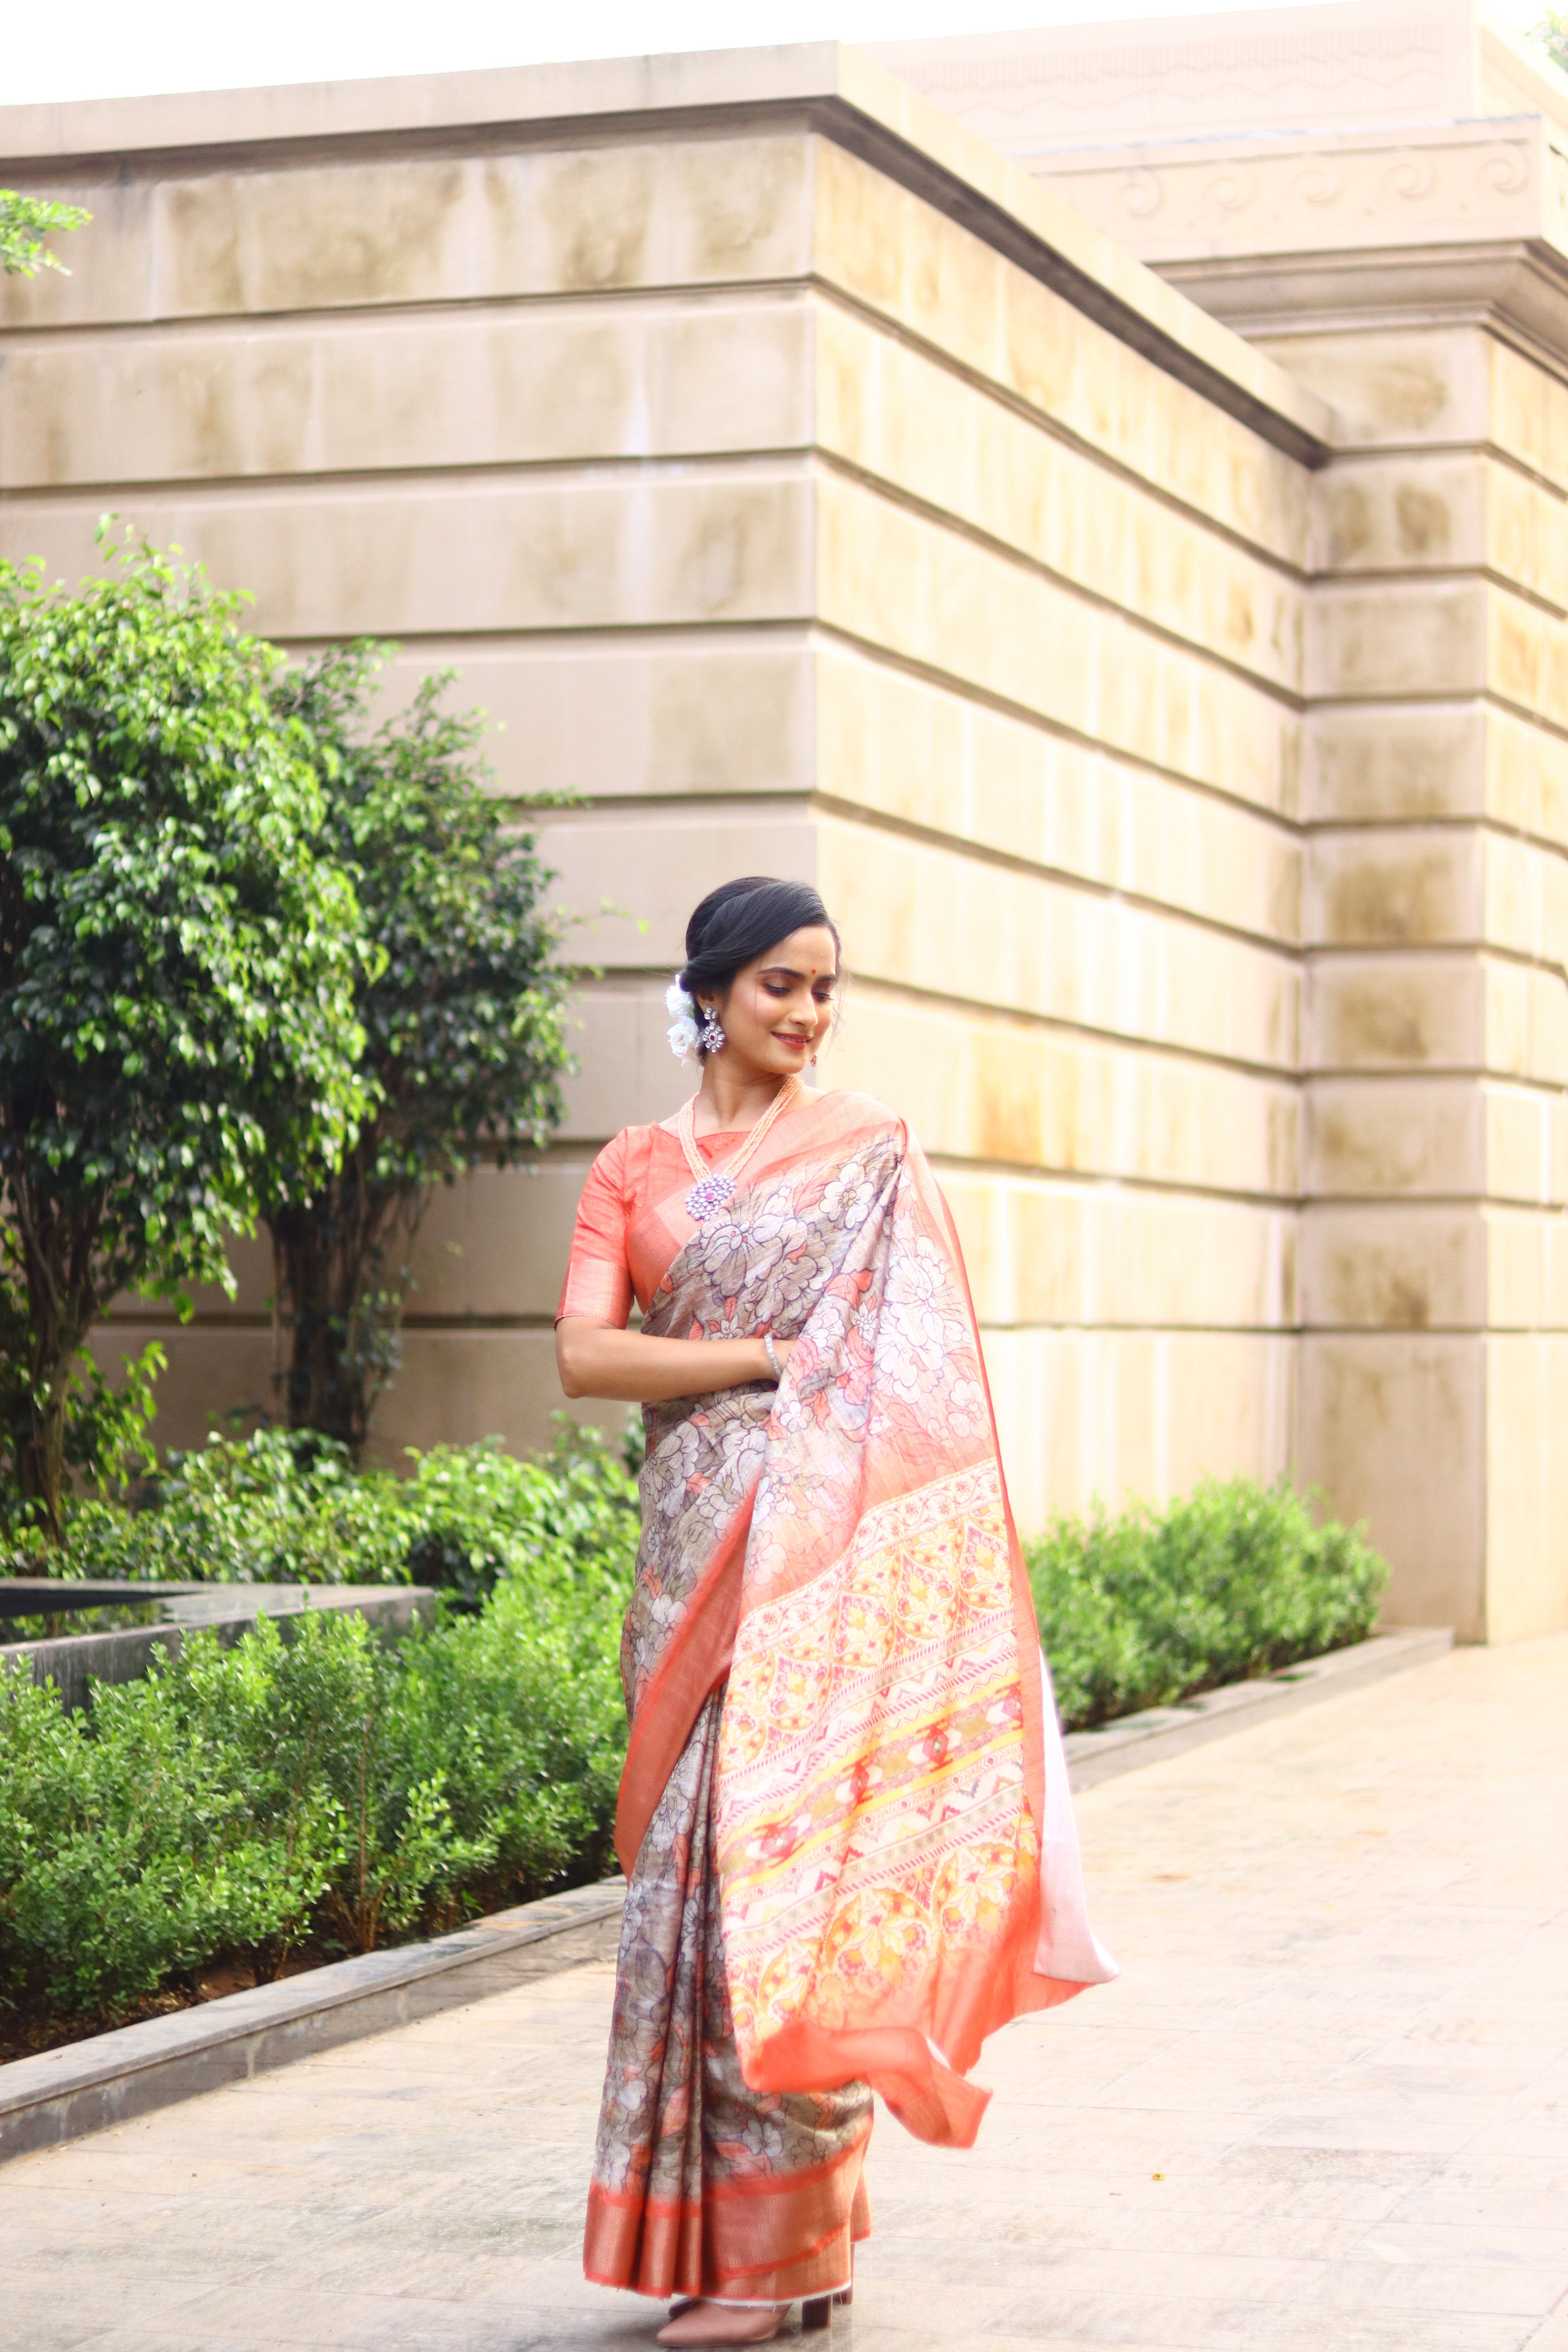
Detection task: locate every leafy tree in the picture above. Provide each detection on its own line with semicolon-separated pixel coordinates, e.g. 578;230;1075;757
0;531;369;1541
1535;11;1568;73
0;191;89;278
264;645;574;1460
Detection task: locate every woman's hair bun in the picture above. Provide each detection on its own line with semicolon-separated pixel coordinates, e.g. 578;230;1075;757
680;878;840;1007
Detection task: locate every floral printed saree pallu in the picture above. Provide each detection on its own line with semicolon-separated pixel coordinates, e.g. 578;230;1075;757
581;1091;1113;2304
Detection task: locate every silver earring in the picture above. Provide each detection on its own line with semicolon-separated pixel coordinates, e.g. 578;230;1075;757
699;1007;726;1054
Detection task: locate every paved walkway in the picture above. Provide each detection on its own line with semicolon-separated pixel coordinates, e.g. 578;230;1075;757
4;1636;1568;2352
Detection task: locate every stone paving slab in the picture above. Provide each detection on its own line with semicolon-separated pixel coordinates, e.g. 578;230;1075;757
3;1635;1566;2352
0;1879;625;2163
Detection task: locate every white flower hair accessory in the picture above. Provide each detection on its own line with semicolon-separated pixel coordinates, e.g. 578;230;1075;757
666;976;700;1064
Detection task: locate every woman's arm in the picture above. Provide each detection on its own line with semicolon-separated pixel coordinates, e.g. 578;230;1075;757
555;1317;793;1404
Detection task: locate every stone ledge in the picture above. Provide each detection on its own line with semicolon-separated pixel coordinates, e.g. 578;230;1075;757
1063;1624;1455;1788
0;1878;626;2167
0;1624;1452;2167
0;1584;436;1713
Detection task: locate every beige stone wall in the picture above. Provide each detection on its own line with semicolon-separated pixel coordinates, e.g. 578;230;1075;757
985;4;1568;1639
10;35;1566;1639
0;53;1326;1552
1275;323;1568;1641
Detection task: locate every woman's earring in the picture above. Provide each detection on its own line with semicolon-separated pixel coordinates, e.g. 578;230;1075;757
699;1006;727;1055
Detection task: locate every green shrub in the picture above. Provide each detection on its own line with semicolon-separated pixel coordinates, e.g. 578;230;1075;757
0;1448;1386;2031
2;1419;641;1605
0;1478;634;2024
1029;1475;1389;1732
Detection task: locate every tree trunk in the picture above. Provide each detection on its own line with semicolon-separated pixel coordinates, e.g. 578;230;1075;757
2;1184;97;1544
14;1364;70;1544
268;1154;424;1462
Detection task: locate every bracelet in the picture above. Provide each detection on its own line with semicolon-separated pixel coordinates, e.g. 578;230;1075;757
762;1333;782;1382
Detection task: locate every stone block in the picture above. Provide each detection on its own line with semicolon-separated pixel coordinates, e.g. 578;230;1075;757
363;634;814;808
1485;1203;1568;1331
1484;1333;1568;1641
367;1328;628;1462
984;1327;1296;1535
832;987;1299;1195
1299;1204;1485;1331
1312;452;1482;575
1488;585;1568;730
942;1172;1296;1330
1483;956;1568;1088
558;987;710;1143
1483;828;1568;967
1296;1332;1486;1637
99;1232;274;1327
1306;704;1486;824
84;1323;280;1452
401;1159;599;1322
1485;704;1568;846
1490;335;1568;499
817;814;1299;1071
532;806;816;977
0;468;815;643
0;296;814;488
1306;828;1481;944
1307;579;1486;700
814;643;1301;931
0;135;815;328
1485;1082;1566;1207
1487;458;1568;613
1253;323;1489;449
1306;954;1481;1071
1306;1076;1483;1198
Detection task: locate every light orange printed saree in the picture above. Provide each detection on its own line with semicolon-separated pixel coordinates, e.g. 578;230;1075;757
568;1090;1113;2307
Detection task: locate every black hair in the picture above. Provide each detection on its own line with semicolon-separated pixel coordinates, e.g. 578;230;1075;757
679;878;840;1054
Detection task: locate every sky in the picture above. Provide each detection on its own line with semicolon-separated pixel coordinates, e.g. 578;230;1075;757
0;0;1551;110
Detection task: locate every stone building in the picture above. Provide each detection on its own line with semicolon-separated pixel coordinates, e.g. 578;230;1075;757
1;0;1565;1640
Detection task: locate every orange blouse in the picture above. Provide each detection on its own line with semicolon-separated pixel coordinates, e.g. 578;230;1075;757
556;1123;750;1328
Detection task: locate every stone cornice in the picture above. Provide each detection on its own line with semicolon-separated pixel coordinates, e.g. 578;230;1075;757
1031;113;1568;372
1029;118;1549;266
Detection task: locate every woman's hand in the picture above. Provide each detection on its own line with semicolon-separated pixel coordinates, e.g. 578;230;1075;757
557;1319;791;1405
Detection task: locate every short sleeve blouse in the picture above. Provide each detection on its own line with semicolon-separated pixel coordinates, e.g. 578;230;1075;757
555;1123;749;1327
556;1132;637;1327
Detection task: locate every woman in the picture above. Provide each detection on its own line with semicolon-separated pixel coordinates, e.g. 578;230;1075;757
557;877;1113;2348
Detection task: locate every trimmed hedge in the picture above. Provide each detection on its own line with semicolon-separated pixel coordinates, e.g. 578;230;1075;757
0;1450;1387;2039
0;1429;637;2034
2;1421;642;1609
1029;1475;1389;1732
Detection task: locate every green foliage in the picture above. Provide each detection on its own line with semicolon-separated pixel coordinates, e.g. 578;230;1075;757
8;1420;642;1604
1028;1475;1389;1732
0;1432;636;2024
0;191;89;278
1535;10;1568;75
0;1217;165;1522
0;529;368;1535
0;1446;1387;2028
263;644;575;1457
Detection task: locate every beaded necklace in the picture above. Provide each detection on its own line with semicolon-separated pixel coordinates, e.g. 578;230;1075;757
676;1076;802;1222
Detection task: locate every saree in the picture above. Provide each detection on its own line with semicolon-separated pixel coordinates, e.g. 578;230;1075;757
562;1089;1114;2306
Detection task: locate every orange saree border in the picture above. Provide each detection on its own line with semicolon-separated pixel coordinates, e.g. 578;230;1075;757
613;1482;757;1877
606;1095;1113;2178
584;2126;872;2302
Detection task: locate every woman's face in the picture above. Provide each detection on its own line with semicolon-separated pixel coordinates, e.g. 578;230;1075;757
702;924;839;1080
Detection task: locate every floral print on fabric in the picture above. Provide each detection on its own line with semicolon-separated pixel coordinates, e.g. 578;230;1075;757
580;1090;1110;2297
587;1689;871;2301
